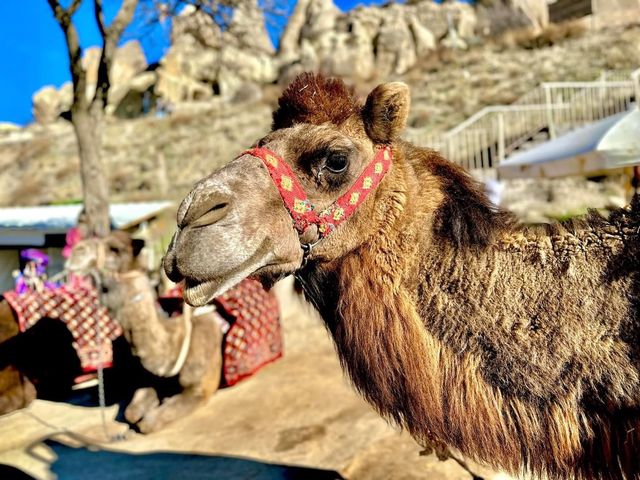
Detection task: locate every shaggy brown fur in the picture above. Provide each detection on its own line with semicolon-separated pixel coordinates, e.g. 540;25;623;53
165;73;640;479
272;72;359;130
329;150;640;478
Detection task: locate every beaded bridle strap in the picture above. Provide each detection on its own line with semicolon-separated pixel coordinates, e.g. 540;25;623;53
242;146;392;250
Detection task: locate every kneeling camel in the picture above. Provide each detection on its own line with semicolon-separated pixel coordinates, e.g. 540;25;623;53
67;235;223;433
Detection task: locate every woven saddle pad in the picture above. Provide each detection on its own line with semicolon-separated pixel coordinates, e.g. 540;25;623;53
3;285;122;372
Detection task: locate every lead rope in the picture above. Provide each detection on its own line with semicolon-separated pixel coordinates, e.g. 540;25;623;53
90;242;125;443
89;270;116;442
92;242;126;442
166;302;192;377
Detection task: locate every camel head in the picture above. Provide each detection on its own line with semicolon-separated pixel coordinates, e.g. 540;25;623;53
66;230;144;276
165;73;411;305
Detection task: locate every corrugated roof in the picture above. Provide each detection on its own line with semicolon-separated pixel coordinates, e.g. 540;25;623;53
0;202;174;233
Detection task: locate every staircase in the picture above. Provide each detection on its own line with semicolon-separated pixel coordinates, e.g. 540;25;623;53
405;68;640;172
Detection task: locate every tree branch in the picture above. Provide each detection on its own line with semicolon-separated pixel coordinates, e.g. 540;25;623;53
106;0;139;40
93;0;139;108
67;0;83;16
94;0;107;37
47;0;88;111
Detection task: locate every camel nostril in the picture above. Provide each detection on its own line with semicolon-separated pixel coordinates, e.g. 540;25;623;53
177;192;194;229
189;202;231;228
210;202;228;212
178;186;232;229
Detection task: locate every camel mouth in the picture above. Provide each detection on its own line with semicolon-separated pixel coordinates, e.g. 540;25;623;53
64;260;93;277
183;278;221;307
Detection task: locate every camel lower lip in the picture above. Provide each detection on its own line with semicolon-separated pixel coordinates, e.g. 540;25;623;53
183;279;219;306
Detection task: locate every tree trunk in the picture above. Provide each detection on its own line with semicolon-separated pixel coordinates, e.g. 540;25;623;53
71;106;111;238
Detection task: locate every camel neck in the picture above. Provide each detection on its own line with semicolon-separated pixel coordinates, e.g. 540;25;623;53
300;194;640;479
106;272;186;377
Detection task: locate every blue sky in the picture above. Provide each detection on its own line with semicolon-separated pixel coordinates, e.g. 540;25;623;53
0;0;404;125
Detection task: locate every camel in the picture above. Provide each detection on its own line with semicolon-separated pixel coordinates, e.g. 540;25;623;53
0;231;142;415
164;73;640;479
66;234;223;433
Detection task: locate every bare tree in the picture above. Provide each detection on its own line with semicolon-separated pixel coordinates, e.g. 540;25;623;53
47;0;282;237
47;0;138;237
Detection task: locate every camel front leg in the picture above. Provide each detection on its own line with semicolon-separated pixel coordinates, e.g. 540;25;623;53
0;370;36;415
136;390;207;434
124;387;160;425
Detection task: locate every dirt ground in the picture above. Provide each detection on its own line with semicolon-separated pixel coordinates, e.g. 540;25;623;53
0;281;504;480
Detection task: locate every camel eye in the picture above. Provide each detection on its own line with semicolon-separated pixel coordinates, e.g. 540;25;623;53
325;153;349;174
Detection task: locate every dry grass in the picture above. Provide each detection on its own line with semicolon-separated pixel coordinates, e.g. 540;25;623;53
53;159;79;181
14;136;52;167
496;20;588;50
9;177;45;206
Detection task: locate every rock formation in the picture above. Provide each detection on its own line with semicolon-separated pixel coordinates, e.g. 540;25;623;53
30;0;608;126
32;40;150;124
33;84;72;124
277;0;478;80
156;2;277;104
155;0;487;98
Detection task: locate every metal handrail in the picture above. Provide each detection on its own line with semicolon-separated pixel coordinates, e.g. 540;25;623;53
540;80;632;88
405;69;638;171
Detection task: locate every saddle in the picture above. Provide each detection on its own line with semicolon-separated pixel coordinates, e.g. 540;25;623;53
160;279;283;387
3;285;122;373
3;278;282;387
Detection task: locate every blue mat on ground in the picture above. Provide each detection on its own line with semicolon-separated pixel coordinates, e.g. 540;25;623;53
21;439;344;480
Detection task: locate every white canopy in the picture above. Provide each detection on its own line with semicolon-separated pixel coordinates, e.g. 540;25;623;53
498;109;638;179
596;109;640;164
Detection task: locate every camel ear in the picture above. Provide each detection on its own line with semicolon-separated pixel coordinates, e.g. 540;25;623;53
362;82;410;144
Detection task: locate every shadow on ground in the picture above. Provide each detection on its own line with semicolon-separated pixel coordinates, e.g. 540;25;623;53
1;439;344;480
0;464;36;479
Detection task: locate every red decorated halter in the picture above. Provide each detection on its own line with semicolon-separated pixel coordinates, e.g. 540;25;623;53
242;146;392;254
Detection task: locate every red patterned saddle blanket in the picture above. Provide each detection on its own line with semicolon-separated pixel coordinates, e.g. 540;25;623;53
3;278;283;386
3;285;122;372
212;279;283;387
163;279;284;387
